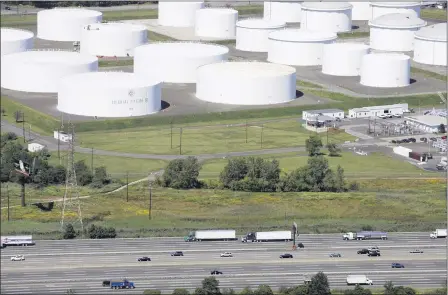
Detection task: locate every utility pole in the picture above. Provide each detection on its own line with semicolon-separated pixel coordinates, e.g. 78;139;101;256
126;171;129;202
179;127;183;155
7;185;10;222
260;124;264;149
326;127;329;145
148;176;152;220
22;112;25;143
57;128;60;159
91;147;94;175
245;120;248;144
170;119;173;149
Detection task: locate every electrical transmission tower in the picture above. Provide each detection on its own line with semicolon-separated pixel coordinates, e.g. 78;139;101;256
60;123;84;235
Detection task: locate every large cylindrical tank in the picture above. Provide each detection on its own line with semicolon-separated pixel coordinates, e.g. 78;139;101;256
80;22;147;57
195;8;238;39
301;2;353;33
134;42;229;83
196;61;296;105
1;50;98;93
268;29;337;66
349;2;371;21
1;28;34;56
57;72;161;118
370;1;421;19
158;2;204;27
263;1;303;23
369;13;426;52
37;8;102;42
414;23;447;66
322;43;370;76
360;53;410;88
236;19;286;52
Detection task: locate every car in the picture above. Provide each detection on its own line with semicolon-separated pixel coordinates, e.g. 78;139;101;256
297;243;304;248
220;252;233;257
5;6;11;10
329;253;341;257
408;138;416;143
368;246;380;252
393;114;402;118
420;137;427;142
391;140;397;144
442;135;447;140
211;270;223;275
392;263;405;268
171;251;184;256
10;255;25;261
137;256;151;261
357;249;369;254
368;250;381;257
280;254;293;259
102;280;111;287
410;249;424;254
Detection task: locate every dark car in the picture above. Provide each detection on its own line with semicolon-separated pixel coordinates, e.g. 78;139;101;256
298;243;304;248
5;6;11;10
329;253;341;257
357;248;369;254
368;250;381;257
420;137;427;142
171;251;184;256
280;254;293;259
391;140;397;144
410;249;424;254
392;263;404;268
138;256;151;261
102;280;111;287
211;270;223;275
408;138;416;143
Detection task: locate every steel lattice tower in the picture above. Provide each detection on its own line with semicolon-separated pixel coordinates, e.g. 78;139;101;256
60;123;84;234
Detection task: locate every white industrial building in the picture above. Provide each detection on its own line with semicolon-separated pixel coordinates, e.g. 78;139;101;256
1;28;34;56
196;62;296;105
349;2;372;21
57;72;161;118
360;53;410;88
134;42;228;83
195;8;238;39
414;23;447;66
54;131;72;143
263;1;303;23
369;13;426;52
322;43;370;76
1;50;98;93
236;19;286;52
301;2;353;33
158;2;204;27
348;103;409;118
27;143;45;153
37;8;102;42
80;23;147;57
267;29;337;66
302;109;345;121
405;115;447;133
370;1;421;19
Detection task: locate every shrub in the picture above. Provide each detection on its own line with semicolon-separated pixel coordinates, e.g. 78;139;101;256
62;223;76;240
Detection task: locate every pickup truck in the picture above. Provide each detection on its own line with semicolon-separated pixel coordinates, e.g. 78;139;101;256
110;280;135;289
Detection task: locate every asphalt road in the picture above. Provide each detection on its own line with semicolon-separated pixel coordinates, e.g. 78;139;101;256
1;233;446;293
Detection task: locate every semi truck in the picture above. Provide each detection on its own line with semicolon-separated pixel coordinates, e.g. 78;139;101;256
0;235;35;247
346;275;373;285
241;231;292;242
110;279;135;289
184;230;237;242
343;231;388;240
430;229;447;239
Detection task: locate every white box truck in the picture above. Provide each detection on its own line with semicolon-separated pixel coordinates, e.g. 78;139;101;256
346;275;373;285
184;230;237;242
343;231;388;240
430;229;447;239
241;231;292;242
0;235;35;247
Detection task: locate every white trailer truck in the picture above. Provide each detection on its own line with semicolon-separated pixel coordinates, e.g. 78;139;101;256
184;230;237;242
0;235;35;247
343;231;388;240
241;231;292;242
346;275;373;285
430;229;447;239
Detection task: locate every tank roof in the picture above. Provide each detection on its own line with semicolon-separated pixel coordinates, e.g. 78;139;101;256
236;18;286;29
369;13;427;29
83;22;147;32
269;29;337;42
370;1;421;7
415;23;447;42
3;50;97;65
198;61;296;78
60;72;160;88
1;28;34;41
301;2;353;11
135;42;229;57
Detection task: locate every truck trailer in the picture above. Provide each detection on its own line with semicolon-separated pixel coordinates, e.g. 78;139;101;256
184;230;237;242
346;275;373;285
242;231;292;242
0;235;35;247
430;229;447;239
110;280;135;289
343;231;388;240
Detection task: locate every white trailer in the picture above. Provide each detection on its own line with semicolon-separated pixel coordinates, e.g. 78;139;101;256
430;229;447;239
242;231;292;242
1;235;35;247
184;230;237;242
346;275;373;285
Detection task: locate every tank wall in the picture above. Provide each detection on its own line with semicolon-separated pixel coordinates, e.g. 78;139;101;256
263;2;302;23
268;39;335;66
322;46;370;76
371;6;420;19
195;11;238;39
360;56;410;88
158;2;204;27
413;39;447;66
350;2;371;21
301;9;352;33
1;38;34;56
236;26;285;52
370;27;419;51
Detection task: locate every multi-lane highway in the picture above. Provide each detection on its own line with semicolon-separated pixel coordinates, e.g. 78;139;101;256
1;233;446;294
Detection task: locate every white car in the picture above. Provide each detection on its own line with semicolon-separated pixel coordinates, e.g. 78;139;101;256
368;246;380;252
11;255;25;261
220;252;233;257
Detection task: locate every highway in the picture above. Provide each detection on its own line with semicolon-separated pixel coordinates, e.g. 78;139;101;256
1;233;446;294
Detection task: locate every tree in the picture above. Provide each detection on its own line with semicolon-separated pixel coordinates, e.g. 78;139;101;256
239;287;254;295
14;110;23;123
172;289;190;295
194;288;207;295
344;285;372;295
66;289;76;295
327;142;341;157
253;285;274;295
438;124;446;133
308;272;331;295
221;288;235;295
91;166;111;188
334;165;347;192
143;290;162;295
87;224;116;239
74;160;93;186
220;158;248;188
201;276;220;295
383;281;395;295
63;223;77;239
1;108;5;116
393;287;416;295
305;135;323;156
162;157;201;189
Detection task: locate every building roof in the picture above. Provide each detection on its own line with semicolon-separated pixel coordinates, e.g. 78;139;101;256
406;115;447;127
415;23;447;42
306;115;335;122
350;103;408;113
305;108;344;114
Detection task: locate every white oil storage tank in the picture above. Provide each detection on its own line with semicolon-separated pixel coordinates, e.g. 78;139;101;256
236;19;286;52
1;50;98;93
263;1;303;23
195;8;238;39
80;22;147;57
349;2;371;21
57;72;161;118
1;28;34;56
369;13;426;52
158;2;204;27
370;2;421;19
268;29;337;66
301;2;353;33
322;43;370;76
196;61;296;105
134;42;229;83
414;23;447;66
37;8;102;42
360;53;410;88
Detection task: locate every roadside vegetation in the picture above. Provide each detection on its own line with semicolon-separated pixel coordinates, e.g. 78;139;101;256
410;67;447;82
421;8;448;20
338;31;370;39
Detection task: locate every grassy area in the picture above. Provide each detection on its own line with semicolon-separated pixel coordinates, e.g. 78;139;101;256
148;30;175;41
338;31;370;39
1;178;445;238
411;67;447;81
98;59;134;67
297;80;324;89
421;8;448;20
76;121;355;155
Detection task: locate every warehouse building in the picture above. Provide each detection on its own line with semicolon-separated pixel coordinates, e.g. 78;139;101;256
302;109;344;121
405;115;447;133
348;103;409;118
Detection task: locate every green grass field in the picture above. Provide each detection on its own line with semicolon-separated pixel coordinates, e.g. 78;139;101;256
421;8;448;20
411;67;447;81
338;31;370;39
297;80;324;89
98;59;134;67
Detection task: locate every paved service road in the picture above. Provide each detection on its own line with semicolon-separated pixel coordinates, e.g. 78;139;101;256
1;233;446;293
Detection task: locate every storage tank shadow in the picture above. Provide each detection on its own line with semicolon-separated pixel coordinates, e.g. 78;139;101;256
242;230;293;242
296;90;304;99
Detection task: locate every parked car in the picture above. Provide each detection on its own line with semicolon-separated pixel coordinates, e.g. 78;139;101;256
393;114;402;118
102;280;111;287
422;153;433;159
211;270;223;275
410;249;424;254
420;137;427;142
368;250;381;257
357;249;369;254
170;251;184;256
391;140;397;144
220;252;233;257
392;263;405;268
408;138;416;143
329;253;341;257
10;255;25;261
280;254;293;259
442;135;447;140
137;257;151;261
